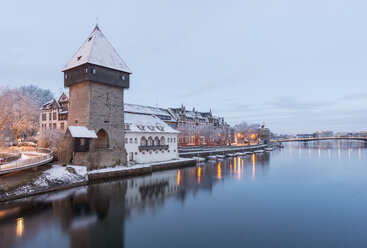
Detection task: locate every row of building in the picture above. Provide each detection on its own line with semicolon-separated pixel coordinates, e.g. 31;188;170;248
40;93;228;147
37;24;268;169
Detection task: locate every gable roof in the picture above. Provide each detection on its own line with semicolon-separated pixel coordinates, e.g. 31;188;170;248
63;25;131;73
125;113;179;134
125;103;175;121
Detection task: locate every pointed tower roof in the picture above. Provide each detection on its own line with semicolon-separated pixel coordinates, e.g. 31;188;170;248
63;25;131;73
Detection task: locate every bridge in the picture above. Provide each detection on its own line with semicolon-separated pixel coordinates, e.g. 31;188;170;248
273;137;367;143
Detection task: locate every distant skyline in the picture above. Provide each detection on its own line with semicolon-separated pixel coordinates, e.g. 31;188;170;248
0;0;366;134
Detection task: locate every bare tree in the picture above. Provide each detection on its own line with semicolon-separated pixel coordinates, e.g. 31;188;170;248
20;85;54;106
36;129;64;148
0;88;40;142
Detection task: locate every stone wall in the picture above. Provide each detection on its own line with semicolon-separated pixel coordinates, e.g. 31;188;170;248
68;82;90;127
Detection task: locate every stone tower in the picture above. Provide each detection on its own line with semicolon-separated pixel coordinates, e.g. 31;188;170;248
63;25;131;168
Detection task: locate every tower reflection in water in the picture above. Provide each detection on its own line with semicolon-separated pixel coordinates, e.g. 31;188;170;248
0;154;270;248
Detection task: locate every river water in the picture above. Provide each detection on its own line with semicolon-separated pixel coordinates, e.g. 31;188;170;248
1;141;367;248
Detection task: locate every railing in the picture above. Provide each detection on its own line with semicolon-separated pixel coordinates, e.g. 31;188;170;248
139;145;169;152
0;148;54;174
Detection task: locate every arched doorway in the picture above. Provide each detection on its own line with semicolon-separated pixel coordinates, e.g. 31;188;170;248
96;129;109;148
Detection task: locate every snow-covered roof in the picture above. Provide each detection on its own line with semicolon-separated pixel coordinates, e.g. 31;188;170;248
125;103;174;121
125;113;179;134
68;126;98;138
63;25;131;73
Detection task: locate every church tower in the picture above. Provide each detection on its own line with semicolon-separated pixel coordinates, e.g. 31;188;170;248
63;25;131;168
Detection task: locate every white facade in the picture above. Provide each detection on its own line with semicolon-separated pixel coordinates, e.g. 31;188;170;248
124;113;179;164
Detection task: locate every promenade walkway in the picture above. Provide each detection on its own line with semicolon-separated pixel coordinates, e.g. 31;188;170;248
0;148;53;175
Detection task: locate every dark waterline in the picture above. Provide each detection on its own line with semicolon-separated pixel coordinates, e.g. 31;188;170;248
1;141;367;248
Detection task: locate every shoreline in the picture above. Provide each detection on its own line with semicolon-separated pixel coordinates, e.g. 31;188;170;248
0;158;196;204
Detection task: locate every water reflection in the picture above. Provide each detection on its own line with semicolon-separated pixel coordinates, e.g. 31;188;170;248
16;217;24;237
6;142;367;247
0;154;271;248
288;141;366;161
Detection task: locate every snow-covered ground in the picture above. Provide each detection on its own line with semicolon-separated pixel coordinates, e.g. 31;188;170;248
33;164;87;187
2;164;88;200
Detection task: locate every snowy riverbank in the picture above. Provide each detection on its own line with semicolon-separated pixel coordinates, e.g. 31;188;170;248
0;158;196;203
0;164;88;202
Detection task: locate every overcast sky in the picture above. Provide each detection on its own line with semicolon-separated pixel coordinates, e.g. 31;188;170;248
0;0;366;134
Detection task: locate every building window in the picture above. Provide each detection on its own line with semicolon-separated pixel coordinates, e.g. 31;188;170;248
60;122;64;130
121;75;125;80
42;113;46;121
174;138;176;142
135;152;137;155
129;138;133;144
53;113;57;120
125;138;128;144
49;123;52;128
53;123;56;129
65;74;68;79
174;149;176;152
92;69;96;74
49;113;51;120
134;138;137;144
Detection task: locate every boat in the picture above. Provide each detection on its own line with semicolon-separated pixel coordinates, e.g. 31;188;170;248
225;153;234;157
244;152;253;156
208;155;217;160
254;150;265;153
234;152;244;156
216;155;225;159
265;148;273;151
193;156;205;162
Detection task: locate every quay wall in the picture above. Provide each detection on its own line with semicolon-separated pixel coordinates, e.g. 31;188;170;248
179;144;268;158
88;158;196;182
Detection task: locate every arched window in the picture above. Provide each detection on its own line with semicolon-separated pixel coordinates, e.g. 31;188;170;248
160;136;165;145
129;138;133;144
134;138;138;144
154;137;160;146
148;137;153;146
173;138;176;143
96;129;109;148
141;137;147;146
